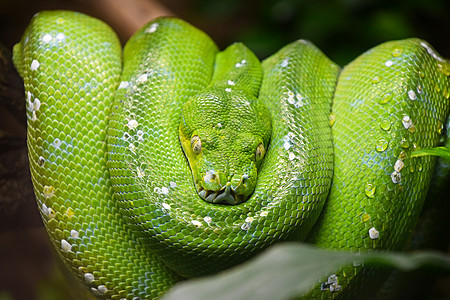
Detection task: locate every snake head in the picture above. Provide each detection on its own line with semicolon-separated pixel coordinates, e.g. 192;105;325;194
179;88;271;205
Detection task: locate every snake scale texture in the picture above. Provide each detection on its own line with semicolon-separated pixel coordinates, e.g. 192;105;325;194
13;10;450;299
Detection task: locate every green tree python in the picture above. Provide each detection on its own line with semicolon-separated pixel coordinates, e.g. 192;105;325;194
12;10;450;299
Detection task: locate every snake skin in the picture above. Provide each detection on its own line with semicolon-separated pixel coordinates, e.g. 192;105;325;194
13;10;450;300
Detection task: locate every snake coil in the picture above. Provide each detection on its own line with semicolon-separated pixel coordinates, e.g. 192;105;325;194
13;10;450;299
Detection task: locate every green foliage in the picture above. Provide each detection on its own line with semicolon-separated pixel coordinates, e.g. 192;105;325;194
411;146;450;159
163;243;450;300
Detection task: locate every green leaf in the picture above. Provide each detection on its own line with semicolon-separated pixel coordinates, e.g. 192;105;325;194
162;243;450;300
411;146;450;159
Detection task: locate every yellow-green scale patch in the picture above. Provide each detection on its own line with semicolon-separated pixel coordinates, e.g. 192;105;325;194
14;11;180;299
307;38;450;299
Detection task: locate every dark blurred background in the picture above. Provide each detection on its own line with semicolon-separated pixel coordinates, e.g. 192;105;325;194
1;0;450;299
2;0;450;65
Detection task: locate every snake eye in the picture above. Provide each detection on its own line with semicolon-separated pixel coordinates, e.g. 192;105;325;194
255;143;265;161
191;135;202;154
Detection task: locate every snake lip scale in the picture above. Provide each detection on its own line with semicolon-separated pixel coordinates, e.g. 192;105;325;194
197;183;240;204
13;10;450;300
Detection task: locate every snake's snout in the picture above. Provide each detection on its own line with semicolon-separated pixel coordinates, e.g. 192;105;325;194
196;172;249;205
197;184;240;205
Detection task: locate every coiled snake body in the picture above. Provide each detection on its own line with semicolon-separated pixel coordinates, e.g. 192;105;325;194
13;10;450;299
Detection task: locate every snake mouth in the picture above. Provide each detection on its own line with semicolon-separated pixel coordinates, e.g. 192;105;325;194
197;184;242;205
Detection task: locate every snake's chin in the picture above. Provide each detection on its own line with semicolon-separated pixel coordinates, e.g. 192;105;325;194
197;185;244;205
